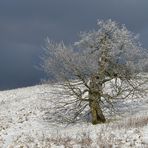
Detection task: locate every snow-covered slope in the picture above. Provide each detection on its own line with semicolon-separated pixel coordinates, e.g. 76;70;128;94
0;82;148;148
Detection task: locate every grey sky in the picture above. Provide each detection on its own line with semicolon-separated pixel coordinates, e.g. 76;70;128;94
0;0;148;90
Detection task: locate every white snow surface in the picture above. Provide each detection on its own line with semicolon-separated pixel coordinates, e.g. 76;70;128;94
0;81;148;148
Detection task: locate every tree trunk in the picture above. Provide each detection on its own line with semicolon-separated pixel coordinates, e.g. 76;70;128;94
89;94;106;124
88;33;109;124
89;74;106;124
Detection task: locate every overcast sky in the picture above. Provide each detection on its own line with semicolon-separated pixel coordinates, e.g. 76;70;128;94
0;0;148;90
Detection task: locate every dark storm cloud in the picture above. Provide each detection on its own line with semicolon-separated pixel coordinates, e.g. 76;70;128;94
0;0;148;90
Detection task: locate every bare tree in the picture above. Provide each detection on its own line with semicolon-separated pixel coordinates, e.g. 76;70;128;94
41;19;148;124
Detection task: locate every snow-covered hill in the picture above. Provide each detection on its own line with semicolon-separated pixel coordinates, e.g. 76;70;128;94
0;82;148;148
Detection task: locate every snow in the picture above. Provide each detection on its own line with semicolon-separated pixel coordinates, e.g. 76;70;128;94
0;81;148;147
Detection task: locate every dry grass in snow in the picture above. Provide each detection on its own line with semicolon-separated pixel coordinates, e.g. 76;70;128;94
0;76;148;148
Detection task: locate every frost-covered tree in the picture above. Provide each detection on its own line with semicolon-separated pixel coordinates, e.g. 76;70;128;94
41;19;148;124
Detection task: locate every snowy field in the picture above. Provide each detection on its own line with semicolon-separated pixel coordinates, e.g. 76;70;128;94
0;77;148;147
